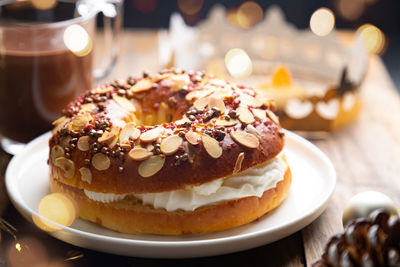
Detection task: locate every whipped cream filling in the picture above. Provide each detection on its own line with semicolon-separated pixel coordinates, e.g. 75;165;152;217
84;154;287;211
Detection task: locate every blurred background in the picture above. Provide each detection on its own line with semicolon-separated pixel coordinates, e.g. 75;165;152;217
122;0;400;90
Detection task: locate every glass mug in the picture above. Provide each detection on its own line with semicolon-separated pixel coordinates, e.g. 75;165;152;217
0;0;123;154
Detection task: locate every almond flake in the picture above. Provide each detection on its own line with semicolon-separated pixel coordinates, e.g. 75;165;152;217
252;108;267;120
80;103;96;114
152;73;171;82
119;122;140;144
71;113;92;129
174;117;191;126
185;89;213;102
79;167;92;184
185;131;200;145
238;94;263;107
209;78;226;87
230;131;259;149
129;147;153;161
130;79;153;93
77;136;91;151
202;134;222;158
52;117;70;135
246;124;261;141
237;106;255;124
51;145;64;164
266;110;280;125
140;127;164;142
60;136;72;148
92;86;113;94
183;141;195;163
193;96;210;109
214;118;238;127
98;130;116;144
55;157;75;178
208;96;226;113
113;94;136;112
92;153;111;171
160;135;183;155
169;74;190;90
52;116;66;126
138;156;165;177
233;152;245;173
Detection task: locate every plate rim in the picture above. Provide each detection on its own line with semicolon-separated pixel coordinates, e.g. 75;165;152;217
5;130;336;254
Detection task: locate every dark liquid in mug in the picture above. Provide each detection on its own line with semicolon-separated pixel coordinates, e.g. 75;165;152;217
0;49;92;143
0;2;93;143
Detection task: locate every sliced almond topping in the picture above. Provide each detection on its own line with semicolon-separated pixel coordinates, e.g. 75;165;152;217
266;110;280;125
193;96;210;109
202;134;222;158
130;79;153;93
71;113;92;129
237;106;255;124
52;116;66;126
239;94;263;107
185;131;200;145
246;124;261;141
55;157;75;178
119;122;140;144
208;96;226;113
140;127;164;142
129;147;153;161
98;130;116;144
52;117;70;135
92;153;111;171
80;103;96;114
252;108;267;120
79;167;92;184
169;74;190;90
77;136;91;151
214;118;238;127
160;135;183;155
113;94;136;112
152;73;171;82
230;131;260;149
183;141;195;163
233;152;245;173
138;156;165;177
147;144;154;151
209;78;226;87
51;145;64;164
174;117;191;126
185;89;213;102
92;86;113;94
60;136;72;148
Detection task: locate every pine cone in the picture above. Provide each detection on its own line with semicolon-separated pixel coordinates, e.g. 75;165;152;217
313;209;400;267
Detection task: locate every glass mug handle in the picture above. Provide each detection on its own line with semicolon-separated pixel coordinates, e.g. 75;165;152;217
78;0;123;80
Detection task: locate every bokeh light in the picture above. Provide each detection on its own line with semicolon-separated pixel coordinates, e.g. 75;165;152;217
357;24;386;54
133;0;157;14
224;48;253;78
31;0;56;10
32;193;78;232
336;0;365;21
6;237;48;267
63;25;93;57
310;8;335;36
177;0;204;16
236;1;264;29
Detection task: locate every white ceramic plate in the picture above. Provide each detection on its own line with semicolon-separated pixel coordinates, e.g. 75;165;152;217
6;130;335;258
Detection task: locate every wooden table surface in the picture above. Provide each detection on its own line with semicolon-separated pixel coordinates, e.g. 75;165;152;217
1;30;400;266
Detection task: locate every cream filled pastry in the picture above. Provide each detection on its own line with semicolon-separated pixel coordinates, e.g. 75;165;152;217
49;69;291;235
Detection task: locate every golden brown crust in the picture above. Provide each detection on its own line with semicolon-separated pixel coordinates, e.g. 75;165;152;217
50;165;292;235
49;71;285;194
